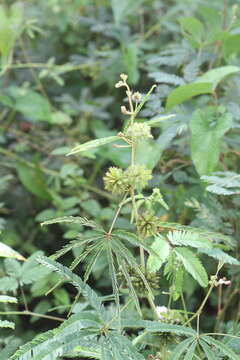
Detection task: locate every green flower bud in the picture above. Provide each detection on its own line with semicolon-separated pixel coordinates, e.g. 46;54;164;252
125;122;153;143
137;212;158;238
126;165;152;190
103;167;129;195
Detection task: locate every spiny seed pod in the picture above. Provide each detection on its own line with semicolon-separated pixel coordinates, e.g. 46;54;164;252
137;212;158;237
125;122;153;143
117;265;160;297
126;165;152;189
103;167;129;195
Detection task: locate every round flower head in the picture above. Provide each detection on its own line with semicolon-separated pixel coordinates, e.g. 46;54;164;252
125;123;153;143
103;167;129;195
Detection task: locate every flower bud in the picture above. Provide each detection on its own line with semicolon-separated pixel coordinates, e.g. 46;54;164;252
120;73;128;82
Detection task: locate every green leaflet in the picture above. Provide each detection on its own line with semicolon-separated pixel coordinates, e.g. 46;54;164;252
166;82;212;110
223;34;240;58
0;295;17;303
67;136;120;155
183;340;197;360
174;247;208;287
145;321;197;336
199;340;218;360
5;87;52;122
190;107;232;175
167;230;212;249
37;256;104;317
201;335;239;360
198;248;240;266
40;216;99;229
16;161;51;200
103;332;144;360
0;3;23;68
194;65;240;90
0;242;25;261
156;221;234;246
0;320;15;329
166;66;240;110
146;114;175;127
169;338;195;360
180;17;204;49
123;42;139;84
110;0;144;26
147;235;170;272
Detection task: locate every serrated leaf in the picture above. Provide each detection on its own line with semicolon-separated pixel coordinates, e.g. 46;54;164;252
169;338;195;360
175;247;208;287
167;231;212;249
37;256;104;317
147;235;170;272
0;242;25;261
145;321;197;336
67;136;120;155
149;71;185;86
110;0;144;26
41;216;99;229
0;277;18;292
201;336;239;360
157;221;234;246
0;320;15;329
206;184;236;195
198;248;239;265
199;340;218;360
183;340;197;360
190;108;232;175
0;295;17;303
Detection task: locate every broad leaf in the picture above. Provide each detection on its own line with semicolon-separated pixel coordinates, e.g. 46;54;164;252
67;136;120;155
180;17;204;48
16;162;51;200
166;82;212;110
7;87;52;122
147;235;170;271
0;242;25;261
195;65;240;90
190;108;232;175
175;247;208;287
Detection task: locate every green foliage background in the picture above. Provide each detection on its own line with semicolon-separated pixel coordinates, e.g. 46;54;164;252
0;0;240;359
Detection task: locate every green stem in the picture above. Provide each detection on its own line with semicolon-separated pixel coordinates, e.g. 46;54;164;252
107;194;128;235
0;310;65;322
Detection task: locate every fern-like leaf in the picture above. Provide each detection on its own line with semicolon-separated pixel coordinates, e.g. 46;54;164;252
157;221;234;246
174;247;208;287
198;247;239;265
201;335;239;360
169;338;195;360
37;256;104;317
41;216;100;229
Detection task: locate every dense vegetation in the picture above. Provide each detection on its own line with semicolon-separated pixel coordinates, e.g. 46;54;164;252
0;0;240;359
